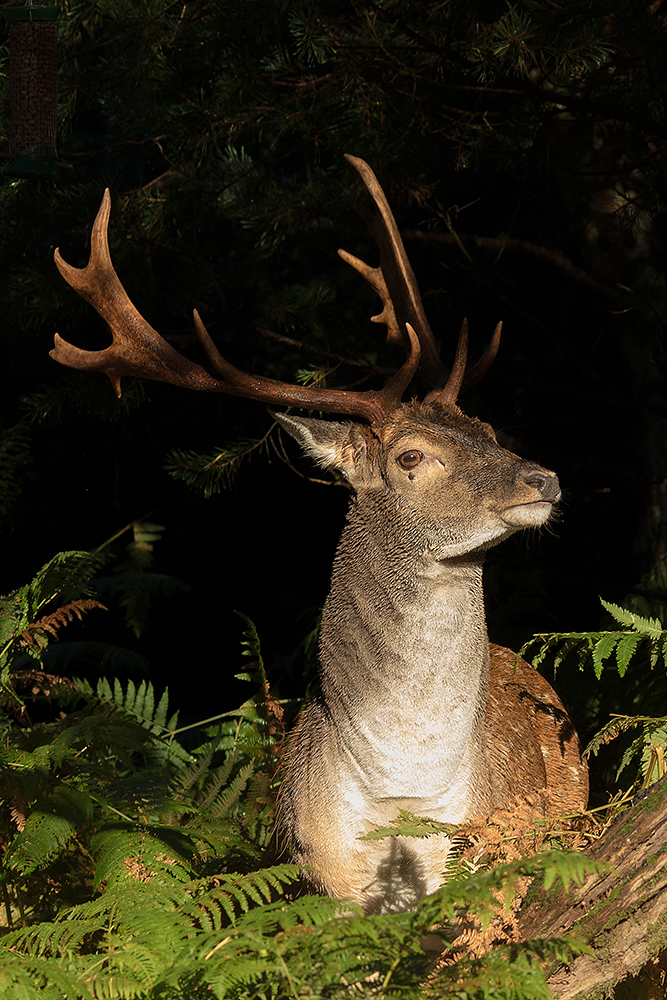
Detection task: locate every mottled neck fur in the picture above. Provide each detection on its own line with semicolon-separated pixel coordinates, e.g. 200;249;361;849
317;489;491;805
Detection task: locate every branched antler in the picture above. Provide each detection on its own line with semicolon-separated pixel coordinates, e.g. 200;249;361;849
341;155;501;404
51;156;500;423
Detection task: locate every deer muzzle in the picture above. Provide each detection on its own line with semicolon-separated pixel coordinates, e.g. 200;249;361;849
523;470;561;503
498;468;560;528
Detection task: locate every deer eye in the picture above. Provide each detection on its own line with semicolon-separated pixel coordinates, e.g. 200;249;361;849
397;450;424;470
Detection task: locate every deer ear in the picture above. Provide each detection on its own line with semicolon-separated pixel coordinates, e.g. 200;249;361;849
272;412;370;477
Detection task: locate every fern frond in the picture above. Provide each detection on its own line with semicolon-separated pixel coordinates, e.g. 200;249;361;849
90;826;195;891
5;915;102;961
91;677;187;764
194;745;238;811
235;612;285;751
583;710;667;783
0;551;107;695
639;720;667;784
583;713;647;760
29;550;106;609
171;737;217;797
0;952;92;1000
6;785;94;875
600;598;665;636
207;761;255;819
91;522;188;638
188;865;302;928
16;599;106;657
359;808;458;841
520;596;667;679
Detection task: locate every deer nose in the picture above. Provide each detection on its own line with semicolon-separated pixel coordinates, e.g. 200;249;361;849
523;471;561;503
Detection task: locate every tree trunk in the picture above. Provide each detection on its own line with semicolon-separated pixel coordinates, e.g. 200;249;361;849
517;776;667;998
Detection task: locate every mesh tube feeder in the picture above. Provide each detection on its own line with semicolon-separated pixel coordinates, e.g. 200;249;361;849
3;3;59;178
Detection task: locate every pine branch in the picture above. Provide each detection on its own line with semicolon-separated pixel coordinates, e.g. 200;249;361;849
403;229;622;300
0;422;32;533
165;429;274;497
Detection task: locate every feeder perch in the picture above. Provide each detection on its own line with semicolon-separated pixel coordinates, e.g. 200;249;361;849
3;4;60;178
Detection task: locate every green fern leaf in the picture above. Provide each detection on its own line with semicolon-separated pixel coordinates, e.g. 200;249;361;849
538;849;601;891
6;785;93;874
616;731;647;781
0;550;106;695
0;953;92;1000
359;808;457;841
553;635;586;673
591;632;618;679
615;633;641;676
583;714;642;759
113;675;125;708
208;761;255;819
153;686;170;730
601;598;663;637
91;827;195;891
640;719;667;782
172;738;217;796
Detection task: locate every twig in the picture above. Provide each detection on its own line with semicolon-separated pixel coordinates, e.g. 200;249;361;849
270;429;343;488
402;229;623;301
254;326;396;375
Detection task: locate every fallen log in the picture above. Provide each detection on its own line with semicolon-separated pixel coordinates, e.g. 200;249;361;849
517;776;667;998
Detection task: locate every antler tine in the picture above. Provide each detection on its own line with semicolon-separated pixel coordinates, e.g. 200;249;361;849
51;189;421;426
52;190;228;398
342;154;447;388
424;318;468;406
192;309;422;420
342;155;503;407
460;321;502;394
423;320;502;407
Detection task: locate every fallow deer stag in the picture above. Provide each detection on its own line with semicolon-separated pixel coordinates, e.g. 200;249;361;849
51;155;588;914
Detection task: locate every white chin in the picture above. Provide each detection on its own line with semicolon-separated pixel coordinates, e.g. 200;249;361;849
500;502;552;528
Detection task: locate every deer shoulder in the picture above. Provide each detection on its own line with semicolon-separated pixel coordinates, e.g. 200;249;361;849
485;643;588;814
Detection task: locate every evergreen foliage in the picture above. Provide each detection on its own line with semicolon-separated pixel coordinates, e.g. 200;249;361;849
4;0;666;392
0;548;604;1000
165;429;275;497
0;423;32;534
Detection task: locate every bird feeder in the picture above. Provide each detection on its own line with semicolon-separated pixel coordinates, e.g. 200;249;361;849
3;3;59;178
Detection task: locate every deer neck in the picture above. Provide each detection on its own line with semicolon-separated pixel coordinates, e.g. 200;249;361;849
317;492;491;811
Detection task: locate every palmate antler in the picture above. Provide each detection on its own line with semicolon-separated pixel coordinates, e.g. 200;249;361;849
51;156;500;423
